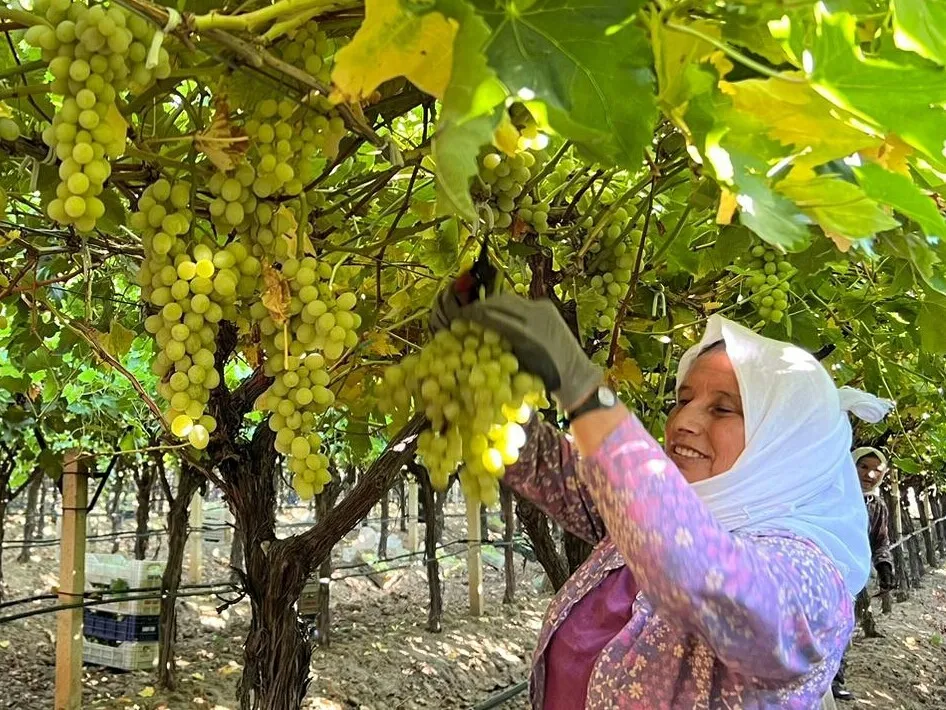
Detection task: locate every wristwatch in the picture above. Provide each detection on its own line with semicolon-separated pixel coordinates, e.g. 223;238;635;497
566;384;617;423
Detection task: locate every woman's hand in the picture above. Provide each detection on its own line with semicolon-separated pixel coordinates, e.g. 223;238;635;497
431;291;602;412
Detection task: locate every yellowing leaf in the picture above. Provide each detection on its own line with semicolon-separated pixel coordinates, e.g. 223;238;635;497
716;189;737;224
332;0;458;102
104;103;129;145
191;672;205;681
652;18;724;110
95;321;135;360
365;332;400;357
261;262;291;325
194;101;249;172
778;174;899;239
0;102;12;120
492;115;520;156
0;639;10;649
863;134;912;176
275;206;299;258
138;686;155;698
721;77;879;165
607;354;643;390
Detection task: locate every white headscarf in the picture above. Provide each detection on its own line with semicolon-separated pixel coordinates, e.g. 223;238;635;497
677;315;894;594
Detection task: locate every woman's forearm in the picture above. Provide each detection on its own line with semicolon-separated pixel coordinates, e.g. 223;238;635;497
570;402;631;457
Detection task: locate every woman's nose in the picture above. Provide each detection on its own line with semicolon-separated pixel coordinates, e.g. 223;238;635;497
672;405;703;434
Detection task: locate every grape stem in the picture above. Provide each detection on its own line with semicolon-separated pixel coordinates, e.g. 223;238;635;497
28;295;171;433
0;8;53;28
0;84;52;101
0;59;45;81
607;178;656;368
191;0;356;33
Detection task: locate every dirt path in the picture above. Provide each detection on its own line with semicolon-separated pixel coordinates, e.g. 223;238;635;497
3;525;946;709
844;567;946;709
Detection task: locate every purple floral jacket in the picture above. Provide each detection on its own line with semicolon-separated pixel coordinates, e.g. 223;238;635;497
505;414;853;709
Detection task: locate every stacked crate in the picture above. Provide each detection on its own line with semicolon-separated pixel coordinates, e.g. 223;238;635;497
82;553;165;671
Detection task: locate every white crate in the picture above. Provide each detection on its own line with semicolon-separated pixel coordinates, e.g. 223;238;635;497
83;638;158;671
86;553;165;616
86;553;165;589
203;504;231;544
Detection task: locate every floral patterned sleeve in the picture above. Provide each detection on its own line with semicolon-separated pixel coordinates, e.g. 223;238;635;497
501;417;606;544
581;413;853;681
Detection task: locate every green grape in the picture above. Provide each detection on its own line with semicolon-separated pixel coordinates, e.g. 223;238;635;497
381;320;547;508
25;0;171;231
740;242;795;325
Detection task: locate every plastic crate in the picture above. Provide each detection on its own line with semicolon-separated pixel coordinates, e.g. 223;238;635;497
83;610;160;643
203;504;231;544
85;553;165;616
83;638;158;671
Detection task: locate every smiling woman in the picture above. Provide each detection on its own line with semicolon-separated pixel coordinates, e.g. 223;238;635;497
665;342;745;483
431;288;895;710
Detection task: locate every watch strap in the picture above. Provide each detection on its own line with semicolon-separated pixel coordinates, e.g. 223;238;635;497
566;385;615;423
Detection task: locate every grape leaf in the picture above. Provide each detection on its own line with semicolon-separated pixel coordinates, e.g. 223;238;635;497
918;301;946;353
853;161;946;237
194;102;249;172
96;321;136;359
683;75;812;251
721;77;879;166
892;0;946;66
432;0;506;221
778;174;900;239
651;17;722;111
807;8;946;169
332;0;458;102
470;0;656;170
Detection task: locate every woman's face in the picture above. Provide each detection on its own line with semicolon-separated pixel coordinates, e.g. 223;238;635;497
665;348;746;483
856;454;885;492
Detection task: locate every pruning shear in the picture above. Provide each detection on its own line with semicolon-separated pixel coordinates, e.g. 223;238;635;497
453;236;498;307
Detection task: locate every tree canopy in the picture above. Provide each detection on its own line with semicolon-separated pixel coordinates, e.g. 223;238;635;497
0;0;944;494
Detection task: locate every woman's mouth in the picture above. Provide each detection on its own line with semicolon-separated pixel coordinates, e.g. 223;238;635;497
671;444;707;460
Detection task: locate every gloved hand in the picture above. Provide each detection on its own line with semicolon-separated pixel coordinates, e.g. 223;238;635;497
430;291;602;412
877;561;896;592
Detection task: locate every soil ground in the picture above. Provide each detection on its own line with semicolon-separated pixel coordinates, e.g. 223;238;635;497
1;509;944;709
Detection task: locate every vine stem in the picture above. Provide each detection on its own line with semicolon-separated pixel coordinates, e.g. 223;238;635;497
0;59;45;80
30;296;170;432
0;8;52;27
0;84;51;101
664;21;804;83
607;178;657;368
192;0;354;32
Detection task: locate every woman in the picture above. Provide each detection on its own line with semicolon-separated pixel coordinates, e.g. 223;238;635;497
432;293;892;709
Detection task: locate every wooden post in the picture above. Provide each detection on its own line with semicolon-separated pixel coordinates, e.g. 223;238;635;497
187;491;203;584
466;496;483;616
920;489;937;567
501;486;515;604
55;452;88;710
407;479;419;553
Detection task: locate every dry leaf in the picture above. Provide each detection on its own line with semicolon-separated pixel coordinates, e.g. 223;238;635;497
716;189;738;224
827;231;853;252
0;639;10;649
260;262;291;325
331;0;457;102
138;686;155;698
195;100;249;172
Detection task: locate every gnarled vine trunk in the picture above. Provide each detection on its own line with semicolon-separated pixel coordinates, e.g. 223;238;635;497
17;468;43;562
157;463;203;690
516;496;568;591
134;456;156;560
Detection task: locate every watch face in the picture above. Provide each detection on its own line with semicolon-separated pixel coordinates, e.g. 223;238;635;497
598;386;616;407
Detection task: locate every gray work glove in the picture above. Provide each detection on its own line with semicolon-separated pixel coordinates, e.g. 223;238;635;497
430;291;602;412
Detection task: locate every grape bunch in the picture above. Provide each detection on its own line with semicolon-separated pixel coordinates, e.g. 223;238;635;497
24;0;170;231
743;244;793;323
249;256;361;498
578;206;640;330
135;179;254;449
478;149;538;230
208;165;258;233
515;194;551;235
382;320;547;506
